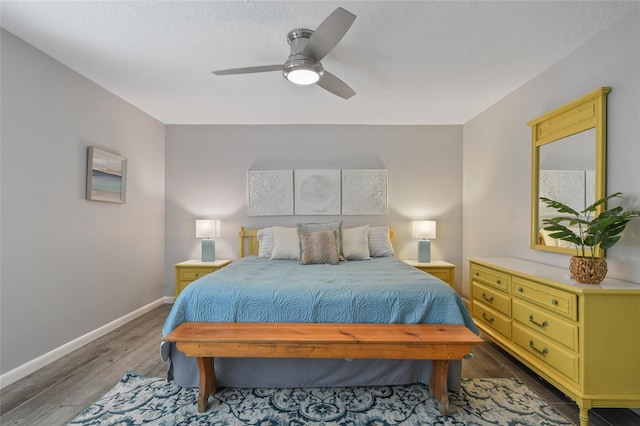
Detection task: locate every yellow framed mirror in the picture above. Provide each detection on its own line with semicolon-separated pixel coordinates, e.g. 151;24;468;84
528;87;610;257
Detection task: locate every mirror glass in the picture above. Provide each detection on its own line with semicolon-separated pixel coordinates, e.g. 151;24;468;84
537;129;596;240
529;88;609;256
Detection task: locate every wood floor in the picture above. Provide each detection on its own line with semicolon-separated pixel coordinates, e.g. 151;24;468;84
1;304;639;425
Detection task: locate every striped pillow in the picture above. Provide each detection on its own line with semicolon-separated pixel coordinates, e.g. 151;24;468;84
257;227;274;258
368;226;395;257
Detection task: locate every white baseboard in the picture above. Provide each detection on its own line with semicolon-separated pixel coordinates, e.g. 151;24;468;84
0;297;173;389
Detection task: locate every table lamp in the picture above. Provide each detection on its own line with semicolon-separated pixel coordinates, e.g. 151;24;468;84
196;219;218;262
413;220;436;263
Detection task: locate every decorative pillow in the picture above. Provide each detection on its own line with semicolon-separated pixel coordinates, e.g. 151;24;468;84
270;226;300;260
342;225;371;260
257;227;274;258
368;226;395;257
297;221;344;258
299;230;340;265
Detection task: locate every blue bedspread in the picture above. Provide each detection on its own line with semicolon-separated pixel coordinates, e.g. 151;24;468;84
162;257;478;345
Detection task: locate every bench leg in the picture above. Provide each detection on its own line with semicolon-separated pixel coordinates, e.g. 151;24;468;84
196;357;217;412
430;359;451;415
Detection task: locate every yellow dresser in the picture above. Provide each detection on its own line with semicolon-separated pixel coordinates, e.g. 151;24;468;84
469;257;640;426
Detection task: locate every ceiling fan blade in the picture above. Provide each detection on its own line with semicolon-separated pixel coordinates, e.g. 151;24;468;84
316;71;355;99
211;65;282;75
302;7;356;61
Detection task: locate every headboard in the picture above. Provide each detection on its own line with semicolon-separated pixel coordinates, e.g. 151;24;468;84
239;226;394;258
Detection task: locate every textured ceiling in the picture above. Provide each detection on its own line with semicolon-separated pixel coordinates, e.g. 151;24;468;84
1;1;638;125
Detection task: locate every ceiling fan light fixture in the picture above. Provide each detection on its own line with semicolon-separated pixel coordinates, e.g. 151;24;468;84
286;68;320;85
283;59;323;85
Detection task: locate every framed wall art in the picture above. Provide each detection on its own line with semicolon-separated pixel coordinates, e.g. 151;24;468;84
294;169;341;215
248;170;294;216
341;169;388;215
86;146;127;203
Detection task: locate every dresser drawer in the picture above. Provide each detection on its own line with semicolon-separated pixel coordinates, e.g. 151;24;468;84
513;323;579;383
472;282;511;316
512;277;577;321
180;268;216;281
472;301;511;339
471;264;511;292
512;298;578;352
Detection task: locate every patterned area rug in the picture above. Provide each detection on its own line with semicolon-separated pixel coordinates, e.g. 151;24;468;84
68;372;571;425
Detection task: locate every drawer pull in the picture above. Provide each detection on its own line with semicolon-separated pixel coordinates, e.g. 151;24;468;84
528;314;548;328
517;287;523;292
195;273;200;277
529;340;549;356
551;299;558;306
482;293;494;303
496;279;501;284
482;312;495;324
474;272;480;277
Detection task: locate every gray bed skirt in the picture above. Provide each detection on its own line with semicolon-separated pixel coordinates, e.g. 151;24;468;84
166;343;462;392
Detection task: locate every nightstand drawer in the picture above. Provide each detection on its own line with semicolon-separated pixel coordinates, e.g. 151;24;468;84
513;322;579;383
403;260;455;287
180;268;216;281
513;277;577;321
472;282;511;316
513;298;578;352
426;268;451;283
471;265;510;292
472;301;511;339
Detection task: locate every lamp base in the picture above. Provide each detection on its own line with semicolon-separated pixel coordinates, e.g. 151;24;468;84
202;239;215;262
417;240;431;263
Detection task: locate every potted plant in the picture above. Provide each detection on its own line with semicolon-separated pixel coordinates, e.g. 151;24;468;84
540;192;640;284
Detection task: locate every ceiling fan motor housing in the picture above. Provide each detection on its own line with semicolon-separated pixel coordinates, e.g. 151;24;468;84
283;29;324;84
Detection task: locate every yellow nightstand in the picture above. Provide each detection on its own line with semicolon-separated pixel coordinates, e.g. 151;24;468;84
403;260;456;288
174;259;232;298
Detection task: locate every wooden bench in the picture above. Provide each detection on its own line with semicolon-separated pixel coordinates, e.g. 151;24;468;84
163;322;483;415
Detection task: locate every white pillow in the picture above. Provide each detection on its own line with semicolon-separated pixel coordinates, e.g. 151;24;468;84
270;226;300;260
342;225;371;260
257;227;274;258
368;226;395;257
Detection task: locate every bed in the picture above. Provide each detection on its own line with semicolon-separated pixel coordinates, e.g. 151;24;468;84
161;224;478;391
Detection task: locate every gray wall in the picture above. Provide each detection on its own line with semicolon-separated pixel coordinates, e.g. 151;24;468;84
165;125;463;295
0;30;166;375
462;9;640;295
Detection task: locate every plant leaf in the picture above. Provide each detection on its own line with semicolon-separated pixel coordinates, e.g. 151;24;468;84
540;197;581;216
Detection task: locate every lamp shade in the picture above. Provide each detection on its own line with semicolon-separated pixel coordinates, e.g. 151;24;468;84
196;219;217;239
413;221;436;240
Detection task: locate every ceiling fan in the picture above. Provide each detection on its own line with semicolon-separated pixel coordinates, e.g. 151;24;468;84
211;7;356;99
